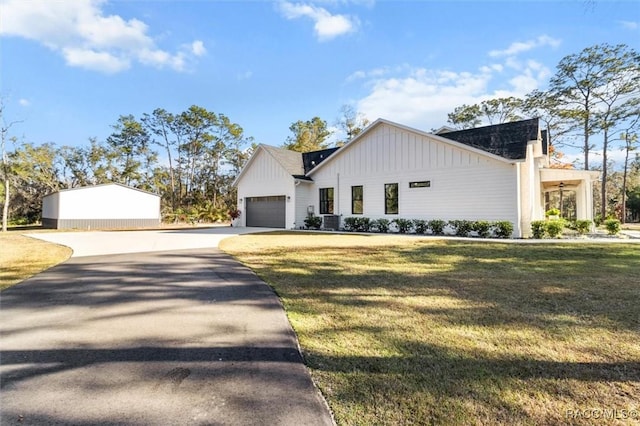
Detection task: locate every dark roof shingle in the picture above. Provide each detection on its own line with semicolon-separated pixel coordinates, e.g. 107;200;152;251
261;145;340;178
439;118;540;160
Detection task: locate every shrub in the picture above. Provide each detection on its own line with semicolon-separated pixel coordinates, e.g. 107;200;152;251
449;220;473;237
343;217;358;232
413;219;428;235
546;208;560;217
472;220;492;238
604;218;621;235
493;221;514;239
594;214;604;226
428;219;447;235
304;214;322;230
546;219;565;238
575;220;592;235
530;220;547;239
393;218;414;234
356;217;372;232
344;217;371;232
372;218;390;233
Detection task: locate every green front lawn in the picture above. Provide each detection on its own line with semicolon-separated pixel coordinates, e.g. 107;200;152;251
221;233;640;425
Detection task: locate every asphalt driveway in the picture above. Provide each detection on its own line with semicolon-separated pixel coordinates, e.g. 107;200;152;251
1;229;333;425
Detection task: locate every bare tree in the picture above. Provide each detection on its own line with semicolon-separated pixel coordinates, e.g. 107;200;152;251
1;98;23;232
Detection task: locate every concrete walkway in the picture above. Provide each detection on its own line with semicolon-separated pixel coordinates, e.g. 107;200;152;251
27;226;270;257
1;230;334;425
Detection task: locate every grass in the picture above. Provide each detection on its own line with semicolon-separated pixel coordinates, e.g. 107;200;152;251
220;233;640;425
0;233;72;290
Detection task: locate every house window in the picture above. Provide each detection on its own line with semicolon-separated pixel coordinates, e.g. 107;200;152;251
409;181;431;188
385;183;398;214
319;188;334;214
352;185;363;214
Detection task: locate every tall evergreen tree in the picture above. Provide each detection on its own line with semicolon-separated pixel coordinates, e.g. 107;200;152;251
283;117;332;152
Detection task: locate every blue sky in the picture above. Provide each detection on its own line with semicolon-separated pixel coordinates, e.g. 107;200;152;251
1;0;639;164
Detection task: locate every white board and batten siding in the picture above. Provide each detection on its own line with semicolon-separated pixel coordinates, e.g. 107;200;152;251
294;182;313;229
42;183;160;229
310;123;520;234
236;148;296;228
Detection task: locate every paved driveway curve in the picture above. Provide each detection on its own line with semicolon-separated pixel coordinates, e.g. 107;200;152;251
1;229;333;425
27;226;269;257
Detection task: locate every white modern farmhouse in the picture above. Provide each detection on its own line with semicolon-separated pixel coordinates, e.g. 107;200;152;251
233;118;599;237
42;183;161;229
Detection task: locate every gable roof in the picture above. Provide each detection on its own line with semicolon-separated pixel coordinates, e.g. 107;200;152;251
43;182;160;199
233;144;340;185
440;118;540;160
307;118;519;177
260;144;305;176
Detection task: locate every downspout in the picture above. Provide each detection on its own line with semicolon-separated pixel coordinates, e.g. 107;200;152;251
336;173;340;215
515;163;522;238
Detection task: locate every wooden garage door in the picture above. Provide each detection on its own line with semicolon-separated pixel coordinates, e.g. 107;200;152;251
246;196;286;228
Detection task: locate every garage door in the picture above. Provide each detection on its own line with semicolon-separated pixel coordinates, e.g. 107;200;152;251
246;196;286;228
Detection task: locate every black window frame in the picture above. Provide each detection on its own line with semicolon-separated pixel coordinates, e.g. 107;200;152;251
409;181;431;188
319;187;334;214
351;185;363;214
385;183;398;215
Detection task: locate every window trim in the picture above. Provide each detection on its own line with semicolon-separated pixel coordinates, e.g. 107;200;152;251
351;185;363;214
319;187;334;214
385;183;398;215
409;181;431;188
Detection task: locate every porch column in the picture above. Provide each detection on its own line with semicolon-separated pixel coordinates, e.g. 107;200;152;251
575;180;594;221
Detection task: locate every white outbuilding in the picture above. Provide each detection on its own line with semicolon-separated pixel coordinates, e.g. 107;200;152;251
42;183;161;229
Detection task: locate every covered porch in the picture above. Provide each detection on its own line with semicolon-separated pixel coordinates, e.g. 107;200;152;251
539;169;600;221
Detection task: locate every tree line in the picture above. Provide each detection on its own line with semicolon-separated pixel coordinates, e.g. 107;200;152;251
0;103;371;229
1;105;256;228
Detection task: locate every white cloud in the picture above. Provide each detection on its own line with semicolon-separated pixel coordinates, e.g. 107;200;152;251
62;47;130;73
618;20;638;30
489;35;561;57
191;40;206;57
356;68;494;127
18;98;30;107
0;0;205;73
352;41;553;130
279;1;359;41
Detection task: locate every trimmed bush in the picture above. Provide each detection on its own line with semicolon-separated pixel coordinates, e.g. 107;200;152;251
353;217;371;232
413;219;428;234
575;220;592;235
343;217;371;232
531;220;547;239
428;219;447;235
343;217;357;231
449;220;473;237
372;218;391;233
393;218;414;234
472;220;492;238
604;219;621;235
493;221;514;239
546;219;565;238
304;215;322;230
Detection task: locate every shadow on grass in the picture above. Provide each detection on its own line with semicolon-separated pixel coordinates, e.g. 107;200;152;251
246;241;640;331
224;237;640;423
